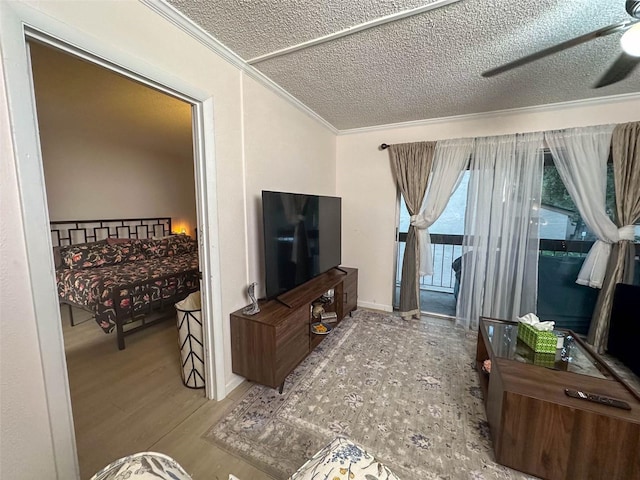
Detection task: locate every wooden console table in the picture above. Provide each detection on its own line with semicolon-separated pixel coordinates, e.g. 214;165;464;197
230;267;357;392
476;317;640;480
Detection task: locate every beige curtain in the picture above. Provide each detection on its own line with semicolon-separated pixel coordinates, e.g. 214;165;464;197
389;142;436;318
588;122;640;352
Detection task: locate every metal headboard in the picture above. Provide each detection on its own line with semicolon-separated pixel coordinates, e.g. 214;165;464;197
50;217;172;247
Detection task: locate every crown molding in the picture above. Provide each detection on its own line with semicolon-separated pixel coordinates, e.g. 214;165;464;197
140;0;338;134
338;92;640;135
131;2;639;139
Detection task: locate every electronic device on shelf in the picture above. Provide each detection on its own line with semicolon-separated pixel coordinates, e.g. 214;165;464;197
320;288;335;304
321;311;338;324
262;190;342;300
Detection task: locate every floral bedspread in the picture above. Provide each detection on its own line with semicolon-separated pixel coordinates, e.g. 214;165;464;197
57;252;199;333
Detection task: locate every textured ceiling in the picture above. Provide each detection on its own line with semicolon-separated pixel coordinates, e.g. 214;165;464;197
165;0;640;130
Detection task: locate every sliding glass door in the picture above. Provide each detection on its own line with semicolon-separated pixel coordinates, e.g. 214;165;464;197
394;150;639;328
394;171;469;317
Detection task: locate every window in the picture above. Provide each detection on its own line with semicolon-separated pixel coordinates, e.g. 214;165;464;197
537;155;626;334
539;159;615;243
398;171;469;235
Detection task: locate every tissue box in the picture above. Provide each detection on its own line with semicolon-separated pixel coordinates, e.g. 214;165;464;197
531;351;556;368
517;322;557;353
519;343;557;367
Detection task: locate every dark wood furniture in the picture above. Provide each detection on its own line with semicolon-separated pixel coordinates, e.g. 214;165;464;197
476;317;640;480
230;267;357;392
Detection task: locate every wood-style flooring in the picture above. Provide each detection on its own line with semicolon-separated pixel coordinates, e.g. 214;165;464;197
63;307;640;480
61;307;275;480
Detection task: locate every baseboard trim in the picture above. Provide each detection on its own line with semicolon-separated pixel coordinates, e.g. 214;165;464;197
224;374;245;398
357;301;393;313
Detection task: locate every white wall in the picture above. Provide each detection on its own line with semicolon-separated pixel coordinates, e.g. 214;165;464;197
32;42;198;235
336;96;640;312
38;112;198;234
242;74;337;298
42;141;197;231
0;55;58;480
0;1;336;478
3;2;638;477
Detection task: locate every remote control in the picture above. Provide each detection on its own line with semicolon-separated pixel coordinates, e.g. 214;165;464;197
564;389;631;410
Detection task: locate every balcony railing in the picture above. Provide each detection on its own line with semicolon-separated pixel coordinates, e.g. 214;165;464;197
396;234;462;293
396;233;640;293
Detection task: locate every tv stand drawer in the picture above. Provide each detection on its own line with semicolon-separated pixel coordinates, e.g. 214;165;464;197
276;308;309;347
231;267;358;390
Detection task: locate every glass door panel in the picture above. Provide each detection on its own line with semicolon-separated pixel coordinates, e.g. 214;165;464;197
394;172;469;316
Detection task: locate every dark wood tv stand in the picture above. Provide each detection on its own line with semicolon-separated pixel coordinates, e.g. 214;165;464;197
230;267;358;392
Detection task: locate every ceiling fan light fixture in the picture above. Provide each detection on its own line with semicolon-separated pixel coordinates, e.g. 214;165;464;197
620;23;640;57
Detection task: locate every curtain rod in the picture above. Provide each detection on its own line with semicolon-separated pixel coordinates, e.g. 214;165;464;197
380;143;390;150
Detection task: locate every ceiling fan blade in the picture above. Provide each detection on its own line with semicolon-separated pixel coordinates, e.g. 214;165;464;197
594;52;640;87
482;20;637;78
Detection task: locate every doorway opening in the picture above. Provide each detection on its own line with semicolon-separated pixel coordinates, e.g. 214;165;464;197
28;38;208;478
0;16;226;478
394;171;469;317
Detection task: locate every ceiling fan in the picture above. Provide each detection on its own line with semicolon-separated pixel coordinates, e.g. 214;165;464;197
482;0;640;88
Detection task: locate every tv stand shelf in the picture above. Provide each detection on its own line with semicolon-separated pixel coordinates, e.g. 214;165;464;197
230;267;357;391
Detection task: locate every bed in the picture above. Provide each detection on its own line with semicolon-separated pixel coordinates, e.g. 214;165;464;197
52;218;200;350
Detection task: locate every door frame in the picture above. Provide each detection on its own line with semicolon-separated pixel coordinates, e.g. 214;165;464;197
0;4;226;478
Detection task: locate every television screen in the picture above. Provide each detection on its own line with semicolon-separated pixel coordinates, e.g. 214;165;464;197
262;190;341;299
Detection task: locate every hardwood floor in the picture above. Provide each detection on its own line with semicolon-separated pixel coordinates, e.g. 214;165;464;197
61;306;275;480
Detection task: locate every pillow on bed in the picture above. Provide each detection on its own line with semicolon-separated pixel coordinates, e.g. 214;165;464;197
166;234;196;254
56;240;106;270
106;237;134;245
140;238;172;258
113;240;146;262
60;240;144;269
141;235;196;258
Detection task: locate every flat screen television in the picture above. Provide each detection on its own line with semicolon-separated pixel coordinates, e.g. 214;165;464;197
262;190;341;299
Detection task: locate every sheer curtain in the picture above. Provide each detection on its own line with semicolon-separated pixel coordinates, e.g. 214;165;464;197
545;125;631;289
456;132;544;329
589;122;640;352
412;138;473;276
388;142;436;318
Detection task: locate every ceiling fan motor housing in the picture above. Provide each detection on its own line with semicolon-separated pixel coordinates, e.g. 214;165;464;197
627;0;640;18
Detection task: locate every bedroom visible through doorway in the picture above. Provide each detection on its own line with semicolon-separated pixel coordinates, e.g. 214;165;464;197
28;39;208;478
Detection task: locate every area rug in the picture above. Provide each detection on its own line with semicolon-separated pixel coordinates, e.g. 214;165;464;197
204;310;534;480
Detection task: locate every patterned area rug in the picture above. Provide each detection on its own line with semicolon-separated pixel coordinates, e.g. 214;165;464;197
204;310;534;480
